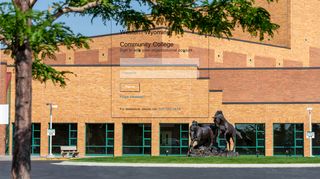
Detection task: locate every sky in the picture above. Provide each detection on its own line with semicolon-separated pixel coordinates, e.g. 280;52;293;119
1;0;150;37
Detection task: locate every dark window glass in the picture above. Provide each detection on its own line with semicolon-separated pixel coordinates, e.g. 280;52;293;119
70;124;77;130
33;124;40;130
144;132;151;138
123;124;151;155
70;131;77;138
296;140;304;146
123;147;143;154
107;132;114;138
144;140;151;146
312;124;320;155
33;131;40;138
107;140;114;146
144;147;151;154
32;147;40;154
160;124;189;155
182;140;189;146
85;123;114;155
70;139;77;146
181;124;189;131
273;123;304;156
296;132;304;139
86;147;106;154
123;124;143;146
274;124;294;147
312;124;320;146
181;132;189;139
257;140;265;147
107;124;114;131
160;147;180;155
312;148;320;156
33;139;40;145
86;124;106;146
144;124;151;131
296;124;303;131
107;147;114;155
235;124;265;155
52;124;70;146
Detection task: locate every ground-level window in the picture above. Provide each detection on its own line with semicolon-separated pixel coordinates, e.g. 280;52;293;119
12;123;41;155
123;124;151;155
85;123;114;155
235;124;265;155
51;123;77;154
273;123;304;156
160;124;189;155
5;124;9;155
312;124;320;156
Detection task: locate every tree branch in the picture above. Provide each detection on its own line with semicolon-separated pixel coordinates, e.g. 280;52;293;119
52;0;102;21
30;0;37;8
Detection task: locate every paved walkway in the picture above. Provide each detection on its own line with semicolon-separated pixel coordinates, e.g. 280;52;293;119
55;161;320;168
2;161;320;179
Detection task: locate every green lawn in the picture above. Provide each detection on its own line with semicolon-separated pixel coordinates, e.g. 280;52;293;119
72;156;320;164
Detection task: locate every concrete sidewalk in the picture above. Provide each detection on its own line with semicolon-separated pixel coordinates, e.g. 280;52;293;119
54;161;320;168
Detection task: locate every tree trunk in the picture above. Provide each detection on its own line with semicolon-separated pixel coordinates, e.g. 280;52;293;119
11;43;33;179
11;1;33;178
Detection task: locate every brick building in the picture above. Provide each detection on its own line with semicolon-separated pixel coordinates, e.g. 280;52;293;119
1;0;320;157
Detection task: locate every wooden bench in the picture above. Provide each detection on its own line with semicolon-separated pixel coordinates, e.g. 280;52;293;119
60;146;79;158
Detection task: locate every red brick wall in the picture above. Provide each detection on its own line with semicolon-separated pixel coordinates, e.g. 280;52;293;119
254;56;276;67
44;53;66;65
310;47;320;67
74;50;100;64
0;63;7;155
210;69;320;103
223;52;247;67
283;59;303;67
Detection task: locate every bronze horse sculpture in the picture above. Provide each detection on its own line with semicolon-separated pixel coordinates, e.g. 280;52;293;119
188;121;218;151
213;110;242;152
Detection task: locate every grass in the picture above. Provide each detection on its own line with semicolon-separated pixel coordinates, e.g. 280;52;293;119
71;156;320;164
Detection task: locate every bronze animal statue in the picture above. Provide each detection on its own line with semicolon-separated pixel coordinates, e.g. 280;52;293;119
188;121;218;151
213;110;242;151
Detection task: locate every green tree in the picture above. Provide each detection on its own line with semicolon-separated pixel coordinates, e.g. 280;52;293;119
0;0;278;178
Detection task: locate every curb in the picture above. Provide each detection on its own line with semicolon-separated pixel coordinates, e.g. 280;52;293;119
53;162;320;168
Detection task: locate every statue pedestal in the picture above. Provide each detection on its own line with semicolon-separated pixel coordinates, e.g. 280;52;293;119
188;146;239;157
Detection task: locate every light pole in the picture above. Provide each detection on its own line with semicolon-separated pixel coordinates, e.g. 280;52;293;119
47;103;58;158
307;107;313;157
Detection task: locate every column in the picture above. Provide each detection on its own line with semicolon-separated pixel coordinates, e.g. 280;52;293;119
114;121;122;156
151;121;160;156
265;121;273;156
77;122;86;157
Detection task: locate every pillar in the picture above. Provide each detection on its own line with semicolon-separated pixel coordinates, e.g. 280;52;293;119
114;121;122;156
78;122;86;157
151;121;159;156
265;121;273;156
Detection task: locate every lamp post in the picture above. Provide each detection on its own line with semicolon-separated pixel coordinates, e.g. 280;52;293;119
307;107;313;157
47;103;58;158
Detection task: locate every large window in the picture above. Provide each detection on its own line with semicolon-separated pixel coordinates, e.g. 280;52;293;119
51;123;77;154
123;124;151;155
12;123;41;155
235;124;265;155
312;124;320;156
160;124;189;155
5;124;9;155
273;123;304;156
86;123;114;155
